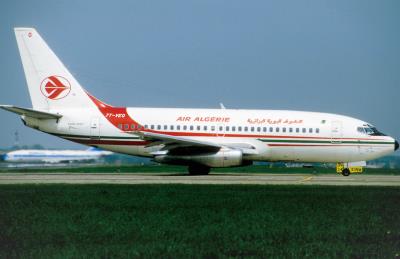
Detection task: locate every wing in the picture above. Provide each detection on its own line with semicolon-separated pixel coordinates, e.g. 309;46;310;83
131;131;258;156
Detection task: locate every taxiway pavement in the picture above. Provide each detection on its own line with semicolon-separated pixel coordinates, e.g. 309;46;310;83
0;173;400;186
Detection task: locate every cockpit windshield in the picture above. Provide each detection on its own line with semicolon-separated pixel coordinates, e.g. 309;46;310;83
357;124;386;136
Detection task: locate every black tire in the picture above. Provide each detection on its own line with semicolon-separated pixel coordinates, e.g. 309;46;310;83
342;168;350;176
188;165;210;175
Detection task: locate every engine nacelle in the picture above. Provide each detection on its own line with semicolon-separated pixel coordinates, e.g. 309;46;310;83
155;149;246;168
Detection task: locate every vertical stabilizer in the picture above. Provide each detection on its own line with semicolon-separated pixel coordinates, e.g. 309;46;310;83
14;28;94;110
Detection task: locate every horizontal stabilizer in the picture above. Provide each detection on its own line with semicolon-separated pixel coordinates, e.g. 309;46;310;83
0;105;62;119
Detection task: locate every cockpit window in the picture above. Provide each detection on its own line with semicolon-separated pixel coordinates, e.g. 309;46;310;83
357;124;386;136
365;127;374;135
357;127;365;134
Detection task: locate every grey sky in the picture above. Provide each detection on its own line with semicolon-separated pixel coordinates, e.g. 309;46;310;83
0;0;399;150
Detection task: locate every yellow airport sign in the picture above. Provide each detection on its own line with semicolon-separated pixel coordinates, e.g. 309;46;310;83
336;163;363;174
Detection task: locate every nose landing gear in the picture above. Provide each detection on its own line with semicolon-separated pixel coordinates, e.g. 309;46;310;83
341;168;351;176
336;162;364;176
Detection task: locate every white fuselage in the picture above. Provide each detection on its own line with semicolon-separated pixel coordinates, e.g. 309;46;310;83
23;106;396;164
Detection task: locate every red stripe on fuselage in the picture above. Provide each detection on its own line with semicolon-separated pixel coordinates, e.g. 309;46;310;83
153;131;383;141
64;138;150;146
268;144;357;147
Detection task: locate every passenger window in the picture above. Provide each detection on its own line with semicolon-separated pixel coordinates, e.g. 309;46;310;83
296;128;300;133
302;128;306;133
357;127;365;134
251;127;255;132
151;125;155;130
276;127;280;133
211;126;215;131
270;127;274;132
183;125;187;130
257;127;261;132
238;126;242;132
316;128;320;133
282;127;286;133
197;125;201;131
190;125;194;131
226;126;230;131
177;125;180;130
289;128;293;133
263;127;267;132
144;125;148;129
170;125;174;130
219;126;223;131
118;124;123;130
244;127;248;132
309;128;313;133
203;125;207;131
232;126;236;132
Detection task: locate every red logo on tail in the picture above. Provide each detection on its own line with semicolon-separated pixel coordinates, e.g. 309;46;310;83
40;76;71;100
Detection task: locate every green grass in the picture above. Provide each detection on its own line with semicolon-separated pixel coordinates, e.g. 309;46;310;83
1;164;399;175
0;185;399;258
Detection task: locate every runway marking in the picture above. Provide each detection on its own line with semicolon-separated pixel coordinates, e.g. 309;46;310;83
300;176;313;183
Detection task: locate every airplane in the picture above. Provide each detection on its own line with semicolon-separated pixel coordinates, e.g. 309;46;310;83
0;28;398;176
1;147;112;163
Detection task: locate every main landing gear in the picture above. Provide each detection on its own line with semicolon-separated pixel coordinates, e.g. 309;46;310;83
188;165;211;175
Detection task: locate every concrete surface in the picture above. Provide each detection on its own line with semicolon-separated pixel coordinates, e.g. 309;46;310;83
1;173;400;186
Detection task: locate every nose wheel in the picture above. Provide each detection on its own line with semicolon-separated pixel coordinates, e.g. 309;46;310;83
336;162;363;176
341;168;350;176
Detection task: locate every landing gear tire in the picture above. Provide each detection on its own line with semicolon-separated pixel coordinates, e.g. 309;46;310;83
342;168;350;177
188;165;210;175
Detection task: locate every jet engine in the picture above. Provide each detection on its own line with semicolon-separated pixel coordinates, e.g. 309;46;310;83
154;149;249;168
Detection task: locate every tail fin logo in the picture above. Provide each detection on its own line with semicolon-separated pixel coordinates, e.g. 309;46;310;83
40;76;71;100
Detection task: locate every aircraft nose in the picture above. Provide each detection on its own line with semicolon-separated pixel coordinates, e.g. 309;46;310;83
395;140;399;151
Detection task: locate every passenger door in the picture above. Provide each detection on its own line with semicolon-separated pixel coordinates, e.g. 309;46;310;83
90;117;100;139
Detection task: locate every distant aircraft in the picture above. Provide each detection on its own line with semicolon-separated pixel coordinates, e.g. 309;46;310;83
1;148;112;163
0;28;398;175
